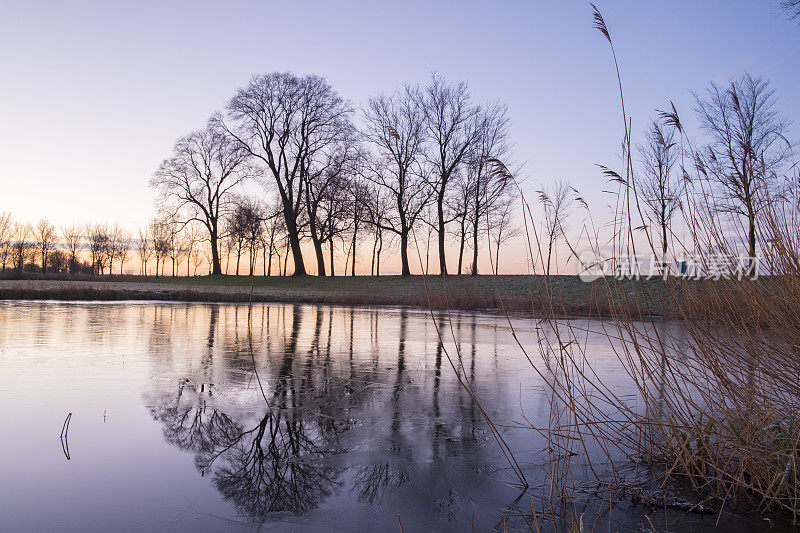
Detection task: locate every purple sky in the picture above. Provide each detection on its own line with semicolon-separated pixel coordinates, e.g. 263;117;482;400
1;1;797;273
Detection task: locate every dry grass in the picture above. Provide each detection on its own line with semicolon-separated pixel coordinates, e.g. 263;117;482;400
0;275;676;317
490;6;800;529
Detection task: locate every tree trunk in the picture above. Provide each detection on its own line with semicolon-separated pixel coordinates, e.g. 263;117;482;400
425;227;431;275
376;233;383;276
235;243;242;276
249;244;255;276
328;239;335;276
371;235;377;276
400;230;410;276
456;219;466;275
350;229;357;277
210;230;222;275
495;239;501;274
311;233;326;276
748;210;757;277
471;215;479;276
437;194;447;276
283;207;307;276
283;236;290;276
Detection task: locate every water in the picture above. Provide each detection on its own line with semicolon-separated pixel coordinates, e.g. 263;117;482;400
0;301;787;531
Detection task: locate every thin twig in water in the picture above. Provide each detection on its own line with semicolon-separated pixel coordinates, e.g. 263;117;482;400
60;412;72;438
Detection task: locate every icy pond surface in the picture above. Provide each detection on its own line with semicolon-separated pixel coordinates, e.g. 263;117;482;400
0;301;785;531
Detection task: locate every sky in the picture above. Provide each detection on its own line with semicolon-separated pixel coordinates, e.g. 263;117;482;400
1;1;798;274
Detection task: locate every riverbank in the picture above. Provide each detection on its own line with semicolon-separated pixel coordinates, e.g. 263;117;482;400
0;275;676;317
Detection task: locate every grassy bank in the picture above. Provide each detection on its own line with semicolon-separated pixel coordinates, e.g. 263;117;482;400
0;274;675;317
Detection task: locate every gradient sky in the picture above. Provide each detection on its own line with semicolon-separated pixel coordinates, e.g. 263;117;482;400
1;1;798;273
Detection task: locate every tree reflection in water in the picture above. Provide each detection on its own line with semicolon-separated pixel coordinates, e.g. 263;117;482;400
209;409;339;516
144;303;505;526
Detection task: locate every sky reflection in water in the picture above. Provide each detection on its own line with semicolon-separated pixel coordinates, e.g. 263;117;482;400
0;301;779;532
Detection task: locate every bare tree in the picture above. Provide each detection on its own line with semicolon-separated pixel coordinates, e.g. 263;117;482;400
62;224;82;275
694;73;791;264
86;223;109;275
104;223;127;275
228;199;264;276
539;181;573;276
34;219;56;274
220;72;352;276
490;199;519;274
302;127;359;276
150;219;171;277
191;242;204;276
260;201;284;276
361;86;429;276
0;212;14;272
10;222;32;274
165;218;184;277
222;228;236;274
466;104;513;275
365;185;391;276
449;170;472;274
420;74;481;276
137;227;152;275
150;121;254;275
637;119;680;261
183;223;201;277
48;250;67;273
345;179;370;276
114;229;132;275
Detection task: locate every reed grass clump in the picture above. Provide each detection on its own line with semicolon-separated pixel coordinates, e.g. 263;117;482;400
495;5;800;526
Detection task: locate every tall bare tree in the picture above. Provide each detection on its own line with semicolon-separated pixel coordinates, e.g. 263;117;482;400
62;224;82;275
34;219;56;274
420;74;481;276
150;121;254;275
637;119;680;260
694;73;791;264
361;86;429;276
220;72;352;276
302;127;359;276
466;104;513;275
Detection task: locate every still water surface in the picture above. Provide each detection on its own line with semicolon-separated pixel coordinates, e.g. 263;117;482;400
0;301;784;531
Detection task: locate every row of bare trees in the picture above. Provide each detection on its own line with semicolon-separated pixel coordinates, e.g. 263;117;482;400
149;72;520;277
2;72;791;280
628;73;793;274
0;215;134;276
